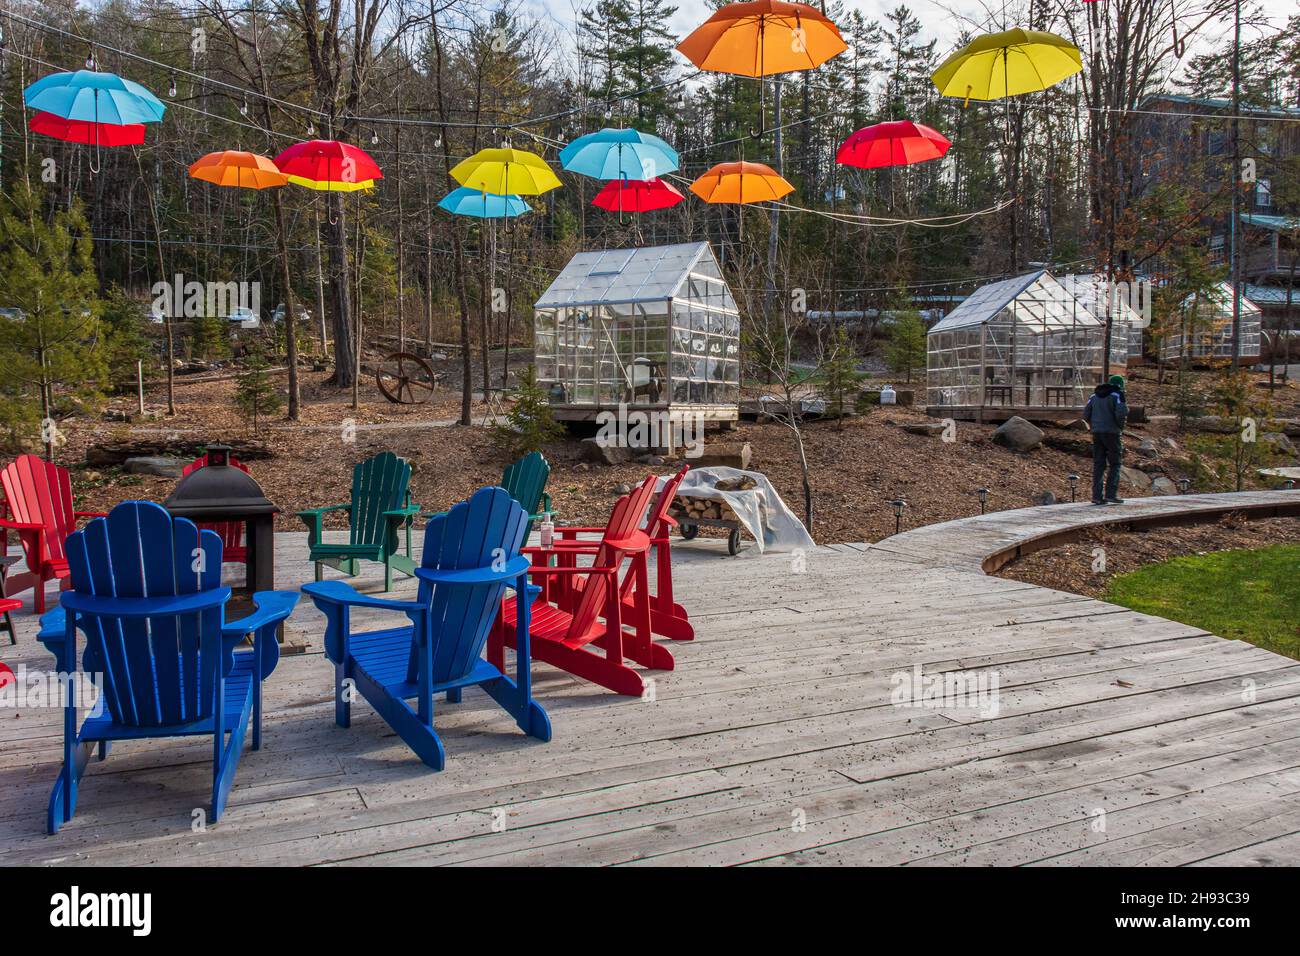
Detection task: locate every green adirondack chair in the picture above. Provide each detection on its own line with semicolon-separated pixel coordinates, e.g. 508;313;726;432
425;451;553;538
297;452;420;591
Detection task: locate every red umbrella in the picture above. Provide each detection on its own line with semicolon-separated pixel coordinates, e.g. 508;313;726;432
29;110;145;146
591;177;685;213
835;120;951;169
273;139;383;185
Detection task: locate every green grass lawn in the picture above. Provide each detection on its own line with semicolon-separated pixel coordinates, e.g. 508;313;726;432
1106;544;1300;660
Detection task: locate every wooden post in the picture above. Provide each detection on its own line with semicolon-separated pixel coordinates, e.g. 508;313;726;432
136;361;145;416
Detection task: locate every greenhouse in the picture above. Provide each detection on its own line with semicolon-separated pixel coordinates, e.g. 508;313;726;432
533;242;741;424
926;270;1113;421
1158;282;1262;364
1057;273;1143;365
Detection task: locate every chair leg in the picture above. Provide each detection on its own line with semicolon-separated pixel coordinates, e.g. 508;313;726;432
35;579;45;615
335;660;352;728
211;696;254;825
384;559;393;593
446;688;462;703
314;561;323;583
47;738;95;835
3;611;15;645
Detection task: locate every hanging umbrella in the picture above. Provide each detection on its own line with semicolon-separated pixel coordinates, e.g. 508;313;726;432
931;29;1082;104
29;111;145;146
273;140;383;190
451;147;561;196
559;128;679;181
689;161;794;204
677;1;847;76
591;178;684;213
438;186;531;218
189;150;289;189
23;70;166;125
835;121;952;169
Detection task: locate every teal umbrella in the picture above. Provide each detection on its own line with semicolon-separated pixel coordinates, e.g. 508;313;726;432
559;127;679;181
438;187;531;218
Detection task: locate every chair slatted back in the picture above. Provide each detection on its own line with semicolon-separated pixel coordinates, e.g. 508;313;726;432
408;487;527;685
566;475;657;641
501;452;550;515
184;454;251;554
65;501;227;727
1;454;76;568
646;465;690;538
349;452;411;548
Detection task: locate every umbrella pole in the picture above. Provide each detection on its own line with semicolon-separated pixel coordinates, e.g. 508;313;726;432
750;20;767;140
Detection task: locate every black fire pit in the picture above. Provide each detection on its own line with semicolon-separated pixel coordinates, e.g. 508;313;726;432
163;443;278;595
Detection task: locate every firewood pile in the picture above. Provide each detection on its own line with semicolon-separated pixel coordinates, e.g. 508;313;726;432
669;476;764;524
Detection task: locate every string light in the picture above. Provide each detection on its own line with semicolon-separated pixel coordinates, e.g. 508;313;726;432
239;96;249;116
168;73;177;97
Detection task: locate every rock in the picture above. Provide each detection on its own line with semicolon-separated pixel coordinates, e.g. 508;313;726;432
1162;437;1180;452
613;483;632;495
1134;439;1159;459
1031;490;1057;506
1152;476;1179;495
635;454;667;466
1119;466;1152;490
901;422;947;436
1187;415;1237;434
1042;434;1093;457
692;441;752;470
1261;432;1297;457
123;456;184;478
580;437;632;466
992;416;1044;452
1062;419;1090;431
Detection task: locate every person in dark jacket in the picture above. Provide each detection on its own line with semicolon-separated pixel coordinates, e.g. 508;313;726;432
1083;374;1128;504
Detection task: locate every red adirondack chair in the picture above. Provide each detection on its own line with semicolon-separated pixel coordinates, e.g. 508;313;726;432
183;453;251;563
489;477;663;696
0;455;106;613
547;465;694;641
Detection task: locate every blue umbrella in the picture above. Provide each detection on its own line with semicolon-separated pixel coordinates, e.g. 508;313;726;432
438;187;531;219
559;127;679;181
24;70;166;125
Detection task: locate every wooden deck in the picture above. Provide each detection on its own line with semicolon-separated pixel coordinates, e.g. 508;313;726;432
2;494;1299;866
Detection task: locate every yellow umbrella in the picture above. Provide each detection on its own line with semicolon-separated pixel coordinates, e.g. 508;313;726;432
689;161;793;204
451;147;561;196
285;174;376;193
932;29;1082;105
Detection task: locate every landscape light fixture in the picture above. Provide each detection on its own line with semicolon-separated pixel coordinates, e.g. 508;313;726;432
1067;473;1079;502
976;487;989;514
1285;480;1296;490
1178;478;1191;494
890;498;907;535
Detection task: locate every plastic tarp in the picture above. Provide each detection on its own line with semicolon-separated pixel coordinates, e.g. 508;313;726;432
670;466;815;554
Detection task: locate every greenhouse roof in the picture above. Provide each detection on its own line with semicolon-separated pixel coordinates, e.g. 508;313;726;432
1058;273;1145;325
1182;281;1262;315
928;271;1102;334
534;241;726;308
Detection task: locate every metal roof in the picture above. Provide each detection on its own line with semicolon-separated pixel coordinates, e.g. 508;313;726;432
1245;284;1300;306
927;271;1101;334
534;242;726;308
1183;281;1262;316
1242;213;1300;233
1057;273;1145;325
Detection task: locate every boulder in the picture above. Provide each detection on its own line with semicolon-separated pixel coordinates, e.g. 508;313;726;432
635;454;667;466
1031;491;1057;506
1261;432;1297;457
1042;434;1092;457
1119;466;1152;490
901;421;947;437
1161;437;1180;452
1062;419;1090;431
1151;476;1179;496
1134;439;1159;459
692;441;752;470
123;456;185;478
580;437;633;466
992;416;1044;452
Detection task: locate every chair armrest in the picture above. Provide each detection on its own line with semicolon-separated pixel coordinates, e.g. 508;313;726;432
222;590;299;637
383;505;421;520
37;607;68;660
0;517;44;531
73;511;108;520
525;564;617;578
301;579;423;613
415;554;530;586
296;503;353;519
421;508;449;521
556;525;603;537
60;587;232;618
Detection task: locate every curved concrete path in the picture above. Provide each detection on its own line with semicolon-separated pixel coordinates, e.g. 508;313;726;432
874;489;1300;573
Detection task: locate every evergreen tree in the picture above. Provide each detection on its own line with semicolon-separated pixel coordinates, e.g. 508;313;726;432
822;325;862;429
234;345;284;434
885;312;927;383
494;364;563;457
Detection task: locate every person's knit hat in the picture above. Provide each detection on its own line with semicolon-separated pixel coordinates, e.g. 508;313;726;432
1108;374;1126;390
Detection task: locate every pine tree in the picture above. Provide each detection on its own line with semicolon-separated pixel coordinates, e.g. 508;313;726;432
885;312;927;383
234;345;284;435
494;365;563;457
822;325;861;429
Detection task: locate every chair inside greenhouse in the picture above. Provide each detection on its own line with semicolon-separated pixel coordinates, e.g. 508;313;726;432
533;242;741;425
926;271;1114;421
1158;282;1262;365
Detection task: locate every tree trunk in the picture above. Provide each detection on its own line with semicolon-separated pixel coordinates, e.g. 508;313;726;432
272;190;300;419
327;193;356;388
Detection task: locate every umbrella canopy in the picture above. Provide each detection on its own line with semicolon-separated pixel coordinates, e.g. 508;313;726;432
592;178;685;213
273;140;383;185
559;128;680;181
836;120;952;169
29;111;145;146
189;151;289;190
284;175;376;192
677;0;848;77
450;147;561;196
438;187;531;218
689;161;794;204
24;70;166;124
932;29;1082;102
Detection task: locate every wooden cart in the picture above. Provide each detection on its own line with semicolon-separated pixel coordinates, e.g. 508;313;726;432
669;494;747;556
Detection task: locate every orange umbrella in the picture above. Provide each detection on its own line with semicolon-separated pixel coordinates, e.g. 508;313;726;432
677;1;848;77
189;150;288;189
689;161;794;204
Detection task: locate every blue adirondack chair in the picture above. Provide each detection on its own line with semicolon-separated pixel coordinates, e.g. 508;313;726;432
302;486;550;770
37;501;299;834
297;451;420;591
424;451;553;539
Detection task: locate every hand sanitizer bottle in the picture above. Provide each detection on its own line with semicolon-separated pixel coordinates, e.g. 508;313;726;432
539;512;554;549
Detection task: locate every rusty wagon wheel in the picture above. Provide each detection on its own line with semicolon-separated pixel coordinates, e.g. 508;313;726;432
376;351;439;404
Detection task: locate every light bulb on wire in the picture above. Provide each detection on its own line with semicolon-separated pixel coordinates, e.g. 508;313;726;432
240;96;249;116
168;74;177;97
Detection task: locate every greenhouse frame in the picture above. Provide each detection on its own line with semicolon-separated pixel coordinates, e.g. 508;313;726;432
926;270;1118;421
1158;282;1262;364
533;242;741;424
1057;273;1144;365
